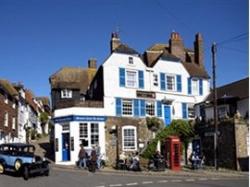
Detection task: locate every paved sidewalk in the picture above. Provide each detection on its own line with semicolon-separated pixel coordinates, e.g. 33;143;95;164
52;163;248;178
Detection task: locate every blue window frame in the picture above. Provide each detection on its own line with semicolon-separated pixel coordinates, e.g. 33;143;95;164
176;75;182;92
119;68;125;87
182;103;188;119
188;78;192;94
133;99;139;117
116;98;122;116
157;101;162;117
138;70;144;89
160;73;166;90
199;79;203;95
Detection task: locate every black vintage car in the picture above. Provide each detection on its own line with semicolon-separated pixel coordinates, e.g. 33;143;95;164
0;143;50;180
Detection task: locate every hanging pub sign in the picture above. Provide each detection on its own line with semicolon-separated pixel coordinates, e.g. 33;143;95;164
136;91;156;99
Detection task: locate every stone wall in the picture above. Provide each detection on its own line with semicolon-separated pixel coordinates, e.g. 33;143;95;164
105;117;153;166
234;119;249;171
198;118;249;171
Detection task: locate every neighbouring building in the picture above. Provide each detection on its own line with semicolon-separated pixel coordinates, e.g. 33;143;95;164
0;79;51;144
195;77;249;171
195;77;249;121
13;83;28;143
51;32;210;165
0;79;19;143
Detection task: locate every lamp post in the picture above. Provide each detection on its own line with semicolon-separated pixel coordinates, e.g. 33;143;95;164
212;42;218;170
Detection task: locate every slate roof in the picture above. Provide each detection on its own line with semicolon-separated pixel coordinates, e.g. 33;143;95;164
145;43;209;78
206;77;249;102
113;44;139;55
0;79;18;97
49;67;97;94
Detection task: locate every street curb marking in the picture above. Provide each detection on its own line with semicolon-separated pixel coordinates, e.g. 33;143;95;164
157;180;168;183
142;181;153;184
185;178;195;181
171;179;182;182
110;184;122;187
126;182;138;186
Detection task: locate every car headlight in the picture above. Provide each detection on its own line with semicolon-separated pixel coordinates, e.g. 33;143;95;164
42;157;46;161
32;157;36;163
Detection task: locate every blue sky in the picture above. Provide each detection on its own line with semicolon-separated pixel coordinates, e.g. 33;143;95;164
0;0;248;97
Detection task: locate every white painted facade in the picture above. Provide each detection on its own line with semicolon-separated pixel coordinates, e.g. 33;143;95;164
53;52;210;165
53;107;106;165
103;53;210;121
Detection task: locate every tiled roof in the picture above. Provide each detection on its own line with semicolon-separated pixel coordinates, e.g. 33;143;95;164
206;77;249;102
145;44;209;78
25;90;38;113
0;79;18;97
113;44;139;55
182;62;210;78
49;67;97;94
36;97;50;107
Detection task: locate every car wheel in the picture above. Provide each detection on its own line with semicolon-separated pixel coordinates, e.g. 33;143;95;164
14;159;22;171
23;166;29;180
0;163;5;174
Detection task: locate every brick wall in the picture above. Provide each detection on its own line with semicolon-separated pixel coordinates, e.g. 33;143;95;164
0;91;18;139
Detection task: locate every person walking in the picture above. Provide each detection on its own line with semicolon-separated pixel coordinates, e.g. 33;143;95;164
78;144;87;169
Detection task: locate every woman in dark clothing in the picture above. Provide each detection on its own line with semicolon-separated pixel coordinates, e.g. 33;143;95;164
89;148;97;172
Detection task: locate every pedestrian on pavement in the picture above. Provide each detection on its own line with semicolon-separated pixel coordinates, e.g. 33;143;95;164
89;146;97;172
78;144;87;169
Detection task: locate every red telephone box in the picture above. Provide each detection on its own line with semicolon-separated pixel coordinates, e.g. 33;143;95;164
165;136;181;171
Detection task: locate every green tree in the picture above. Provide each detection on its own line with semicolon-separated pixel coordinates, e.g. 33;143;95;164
39;112;49;135
169;119;194;165
142;119;194;165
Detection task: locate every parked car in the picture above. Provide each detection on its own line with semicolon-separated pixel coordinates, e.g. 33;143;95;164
0;143;50;180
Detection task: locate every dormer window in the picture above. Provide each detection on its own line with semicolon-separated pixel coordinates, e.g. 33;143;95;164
128;57;134;64
61;89;72;98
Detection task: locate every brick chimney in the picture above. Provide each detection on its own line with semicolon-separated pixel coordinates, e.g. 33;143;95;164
169;32;185;61
110;32;121;53
88;58;97;69
194;33;204;66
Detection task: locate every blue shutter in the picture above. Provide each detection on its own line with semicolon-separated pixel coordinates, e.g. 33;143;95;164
116;98;122;116
160;73;166;90
119;68;125;87
182;103;188;119
140;100;145;116
199;79;203;95
176;75;182;92
134;99;139;117
157;101;162;117
138;70;144;89
188;78;192;94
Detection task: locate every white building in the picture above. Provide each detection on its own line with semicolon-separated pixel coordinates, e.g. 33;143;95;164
51;32;210;165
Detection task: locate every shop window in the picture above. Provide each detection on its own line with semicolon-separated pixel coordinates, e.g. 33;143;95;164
91;123;99;146
79;123;88;147
122;99;133;116
122;126;137;151
146;101;155;116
